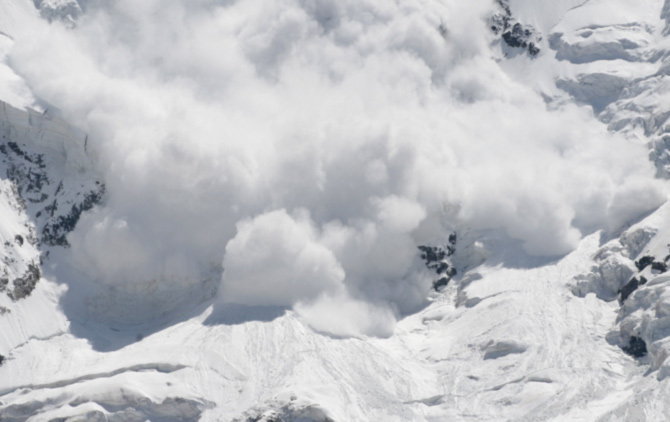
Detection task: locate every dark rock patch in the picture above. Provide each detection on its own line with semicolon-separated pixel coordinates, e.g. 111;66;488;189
419;233;457;291
622;336;647;358
9;262;40;300
636;255;655;271
619;276;647;303
1;124;105;249
433;276;451;291
490;0;541;57
41;185;105;246
619;250;670;303
0;100;106;302
502;24;541;56
651;261;667;273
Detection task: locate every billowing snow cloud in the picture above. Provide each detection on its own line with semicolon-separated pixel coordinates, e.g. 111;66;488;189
5;0;666;334
220;209;345;307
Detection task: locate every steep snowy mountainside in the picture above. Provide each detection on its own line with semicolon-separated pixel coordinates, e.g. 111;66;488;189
0;99;104;249
608;204;670;376
0;97;102;359
545;0;670;177
0;175;40;301
0;226;663;421
2;0;670;421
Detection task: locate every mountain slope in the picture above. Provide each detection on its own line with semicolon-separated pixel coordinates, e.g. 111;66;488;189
1;0;670;421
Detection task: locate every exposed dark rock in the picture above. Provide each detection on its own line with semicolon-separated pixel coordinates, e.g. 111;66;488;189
0;354;4;366
6;161;49;201
419;245;448;264
41;185;105;246
502;24;540;55
0;306;9;315
618;251;670;302
433;277;450;291
619;276;647;303
419;234;458;291
7;142;44;168
490;0;541;57
636;255;655;271
622;336;647;358
0;100;105;302
1;133;105;248
9;263;40;301
651;261;668;273
448;233;457;245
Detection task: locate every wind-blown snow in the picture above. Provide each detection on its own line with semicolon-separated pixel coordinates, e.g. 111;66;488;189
220;209;345;307
1;0;664;334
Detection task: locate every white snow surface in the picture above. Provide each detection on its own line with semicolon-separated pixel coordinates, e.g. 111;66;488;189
1;0;670;420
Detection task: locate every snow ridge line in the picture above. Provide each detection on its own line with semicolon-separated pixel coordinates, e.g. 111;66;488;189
0;362;187;396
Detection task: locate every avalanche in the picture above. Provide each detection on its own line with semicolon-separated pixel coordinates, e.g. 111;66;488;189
1;0;670;421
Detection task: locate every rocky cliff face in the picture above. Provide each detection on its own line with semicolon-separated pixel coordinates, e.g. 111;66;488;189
490;0;542;57
0;100;103;305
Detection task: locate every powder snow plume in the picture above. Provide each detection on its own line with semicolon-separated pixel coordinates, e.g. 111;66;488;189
5;0;665;335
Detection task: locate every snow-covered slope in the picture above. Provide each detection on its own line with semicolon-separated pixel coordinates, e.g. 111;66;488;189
2;0;670;421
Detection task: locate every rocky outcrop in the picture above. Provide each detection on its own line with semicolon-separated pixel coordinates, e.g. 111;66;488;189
622;336;648;358
490;0;541;57
0;105;105;246
0;100;104;301
569;220;670;364
591;208;670;372
618;251;670;303
617;273;670;371
570;227;655;301
7;262;40;300
41;183;105;247
0;178;41;301
419;233;457;291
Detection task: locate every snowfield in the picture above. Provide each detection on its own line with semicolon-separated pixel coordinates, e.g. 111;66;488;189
2;0;670;420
